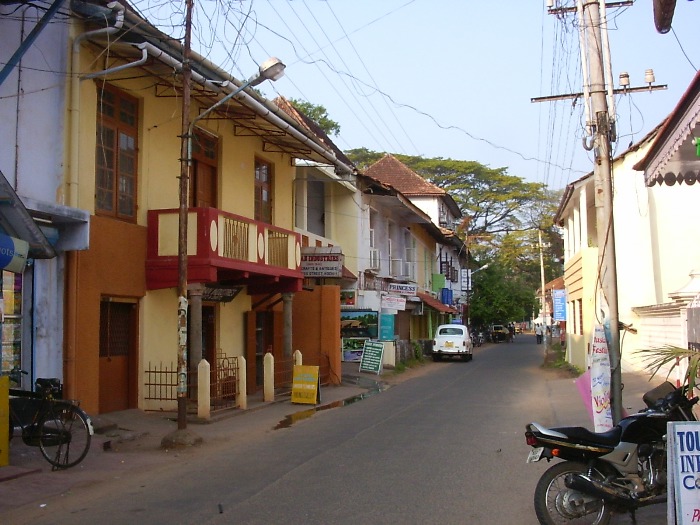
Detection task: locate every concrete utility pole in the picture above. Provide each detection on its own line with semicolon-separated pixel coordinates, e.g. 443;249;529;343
539;2;668;423
538;229;547;350
578;0;622;423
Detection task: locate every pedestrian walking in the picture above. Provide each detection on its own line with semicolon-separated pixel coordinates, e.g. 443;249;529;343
535;323;543;344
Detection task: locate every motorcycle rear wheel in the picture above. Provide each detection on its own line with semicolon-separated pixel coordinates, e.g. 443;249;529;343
534;461;611;525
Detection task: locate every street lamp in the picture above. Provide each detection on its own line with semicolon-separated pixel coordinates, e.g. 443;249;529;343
174;57;285;433
466;263;489;326
187;57;286;165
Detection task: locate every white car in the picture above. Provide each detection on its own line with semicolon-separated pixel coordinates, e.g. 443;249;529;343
432;324;473;362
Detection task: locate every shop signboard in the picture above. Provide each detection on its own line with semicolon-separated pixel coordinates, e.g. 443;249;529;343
359;341;384;375
291;365;320;405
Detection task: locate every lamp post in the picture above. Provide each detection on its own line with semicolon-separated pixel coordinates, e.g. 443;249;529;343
173;57;285;434
466;263;489;326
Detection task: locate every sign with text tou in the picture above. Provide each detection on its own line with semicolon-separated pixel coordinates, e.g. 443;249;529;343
668;421;700;524
291;365;320;405
359;341;384;375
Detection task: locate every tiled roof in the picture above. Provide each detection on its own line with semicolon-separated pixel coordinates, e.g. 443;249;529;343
273;97;355;168
364;154;445;196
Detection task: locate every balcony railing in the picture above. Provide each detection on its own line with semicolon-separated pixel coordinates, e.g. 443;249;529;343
146;207;302;292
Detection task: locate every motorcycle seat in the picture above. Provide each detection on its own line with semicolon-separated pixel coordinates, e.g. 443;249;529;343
554;426;622;447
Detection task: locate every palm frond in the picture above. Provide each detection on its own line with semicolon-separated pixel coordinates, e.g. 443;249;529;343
635;346;700;392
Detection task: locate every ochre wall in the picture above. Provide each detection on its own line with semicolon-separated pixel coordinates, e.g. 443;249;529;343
69;215;147;414
293;286;341;385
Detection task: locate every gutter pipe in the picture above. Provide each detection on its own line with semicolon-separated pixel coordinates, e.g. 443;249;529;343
69;1;125;207
134;42;354;175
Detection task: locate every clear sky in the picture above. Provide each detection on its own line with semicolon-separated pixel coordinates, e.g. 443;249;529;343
136;0;699;191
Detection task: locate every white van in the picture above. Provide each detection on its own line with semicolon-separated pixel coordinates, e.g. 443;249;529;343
432;324;473;362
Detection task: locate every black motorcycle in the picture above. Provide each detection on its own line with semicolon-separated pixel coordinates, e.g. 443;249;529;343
524;382;698;525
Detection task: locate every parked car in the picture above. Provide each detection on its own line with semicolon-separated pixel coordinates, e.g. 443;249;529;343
490;324;509;343
432;324;473;362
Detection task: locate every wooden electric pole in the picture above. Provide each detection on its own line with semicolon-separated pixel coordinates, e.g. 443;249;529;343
176;0;194;431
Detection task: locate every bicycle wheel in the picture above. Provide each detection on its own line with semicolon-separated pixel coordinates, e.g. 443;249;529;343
38;402;92;469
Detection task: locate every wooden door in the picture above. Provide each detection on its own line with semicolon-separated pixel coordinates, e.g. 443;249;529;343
99;300;137;413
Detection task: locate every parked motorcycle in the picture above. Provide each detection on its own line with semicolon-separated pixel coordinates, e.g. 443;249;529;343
524;382;698;525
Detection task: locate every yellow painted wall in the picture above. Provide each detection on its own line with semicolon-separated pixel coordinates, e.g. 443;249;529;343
72;46;303;412
410;225;437;290
564;246;598;371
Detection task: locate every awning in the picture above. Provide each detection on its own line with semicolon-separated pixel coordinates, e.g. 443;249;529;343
0;170;56;259
416;291;458;314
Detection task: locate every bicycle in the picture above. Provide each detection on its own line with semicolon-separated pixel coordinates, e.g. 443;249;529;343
4;367;93;470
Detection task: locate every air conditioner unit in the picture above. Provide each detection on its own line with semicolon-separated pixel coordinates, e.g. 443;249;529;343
368;248;380;270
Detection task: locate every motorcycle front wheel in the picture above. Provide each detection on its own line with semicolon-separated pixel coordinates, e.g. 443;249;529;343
534;461;611;525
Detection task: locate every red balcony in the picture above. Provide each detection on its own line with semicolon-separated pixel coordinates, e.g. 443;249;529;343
146;208;303;294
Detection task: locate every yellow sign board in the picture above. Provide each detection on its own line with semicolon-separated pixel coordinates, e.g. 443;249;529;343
0;375;8;467
291;365;320;405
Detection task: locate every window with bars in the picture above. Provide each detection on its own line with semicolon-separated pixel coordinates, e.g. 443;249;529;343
99;301;134;358
95;83;138;221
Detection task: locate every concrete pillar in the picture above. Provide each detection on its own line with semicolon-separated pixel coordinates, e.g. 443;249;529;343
237;356;247;410
188;284;204;367
197;359;210;420
263;352;274;402
283;293;293;358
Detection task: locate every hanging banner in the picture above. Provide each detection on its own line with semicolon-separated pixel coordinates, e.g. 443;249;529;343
552;289;567;321
591;324;613;432
0;234;28;273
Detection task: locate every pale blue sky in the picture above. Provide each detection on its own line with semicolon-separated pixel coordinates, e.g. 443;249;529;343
137;0;699;190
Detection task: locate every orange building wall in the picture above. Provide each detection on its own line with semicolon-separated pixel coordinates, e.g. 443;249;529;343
66;215;147;414
293;286;341;385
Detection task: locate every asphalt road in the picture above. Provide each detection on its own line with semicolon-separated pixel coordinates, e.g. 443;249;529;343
2;336;669;524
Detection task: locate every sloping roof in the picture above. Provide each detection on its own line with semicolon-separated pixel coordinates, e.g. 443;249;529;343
365;155;444;195
273;97;355;170
364;154;462;218
0;170;55;259
633;69;700;186
417;291;458;314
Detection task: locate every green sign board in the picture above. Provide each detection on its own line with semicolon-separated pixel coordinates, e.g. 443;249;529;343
359;341;384;375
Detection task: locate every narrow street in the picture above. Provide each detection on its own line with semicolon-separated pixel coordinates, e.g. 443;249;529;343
3;337;667;524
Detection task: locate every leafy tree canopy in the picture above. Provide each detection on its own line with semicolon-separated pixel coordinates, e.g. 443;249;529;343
288;99;341;137
346;148;565;319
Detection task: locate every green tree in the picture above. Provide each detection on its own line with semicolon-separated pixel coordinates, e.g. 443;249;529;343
288;99;341;137
469;263;538;327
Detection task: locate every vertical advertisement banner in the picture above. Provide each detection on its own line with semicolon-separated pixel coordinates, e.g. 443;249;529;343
591;324;613;432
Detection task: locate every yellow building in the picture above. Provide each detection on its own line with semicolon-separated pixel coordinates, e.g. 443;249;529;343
61;3;354;414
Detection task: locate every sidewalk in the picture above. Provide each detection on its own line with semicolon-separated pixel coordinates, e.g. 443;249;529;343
0;361;383;500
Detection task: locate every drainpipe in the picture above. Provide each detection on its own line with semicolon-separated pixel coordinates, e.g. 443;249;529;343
64;0;124;402
81;43;148;80
69;0;124;208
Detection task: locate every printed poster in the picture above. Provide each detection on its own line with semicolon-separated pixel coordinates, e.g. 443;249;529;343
591;324;613;432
